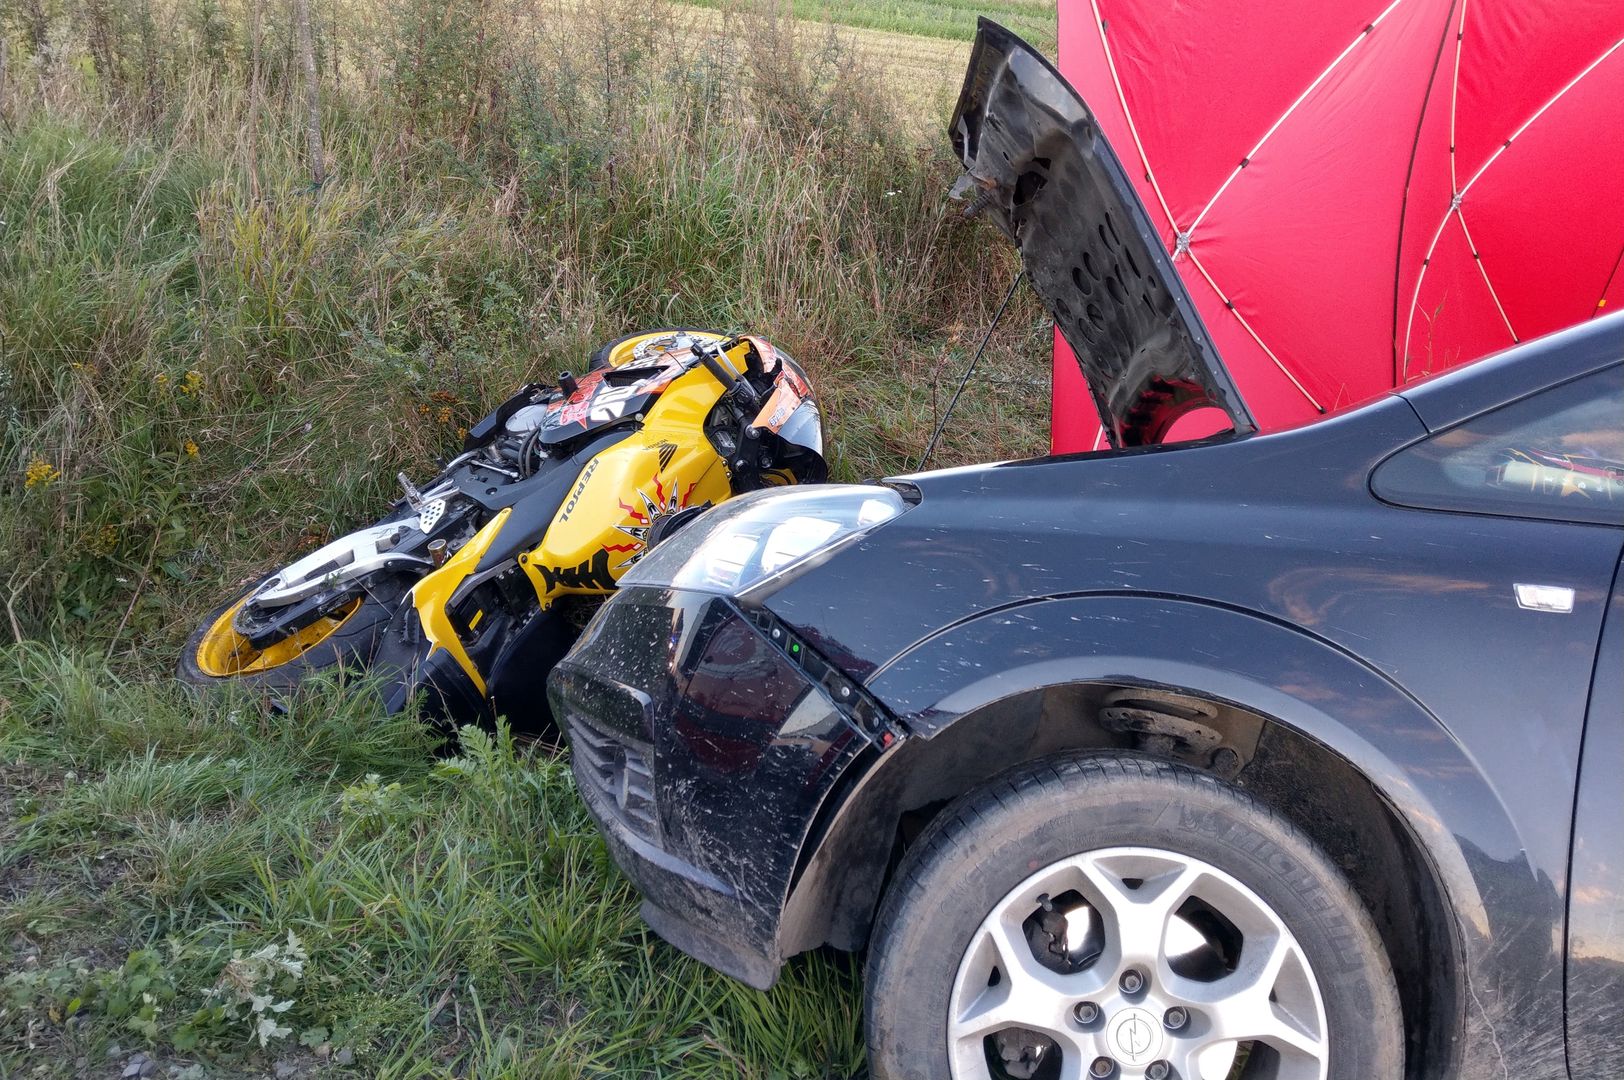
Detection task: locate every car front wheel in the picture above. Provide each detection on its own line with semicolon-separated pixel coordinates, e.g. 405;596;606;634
865;753;1402;1080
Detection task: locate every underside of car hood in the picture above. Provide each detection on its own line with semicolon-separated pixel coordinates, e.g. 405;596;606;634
951;19;1255;447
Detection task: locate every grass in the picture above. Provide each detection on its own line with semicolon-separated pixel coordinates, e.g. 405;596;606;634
679;0;1055;47
1;654;867;1076
665;0;1056;120
1;0;1054;1074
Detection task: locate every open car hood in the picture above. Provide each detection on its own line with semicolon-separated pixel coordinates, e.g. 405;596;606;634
950;19;1254;447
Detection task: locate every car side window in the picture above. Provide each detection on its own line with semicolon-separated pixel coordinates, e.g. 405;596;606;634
1374;363;1624;526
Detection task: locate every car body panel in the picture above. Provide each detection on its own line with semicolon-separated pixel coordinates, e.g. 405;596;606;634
1565;556;1624;1075
548;589;873;988
818;405;1622;883
1398;314;1624;429
951;19;1253;447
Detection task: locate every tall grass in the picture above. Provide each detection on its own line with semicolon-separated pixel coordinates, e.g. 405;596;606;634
1;0;1053;1074
1;0;1051;654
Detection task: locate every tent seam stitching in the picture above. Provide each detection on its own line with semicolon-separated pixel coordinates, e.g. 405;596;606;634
1187;0;1410;236
1404;33;1624;374
1184;250;1326;412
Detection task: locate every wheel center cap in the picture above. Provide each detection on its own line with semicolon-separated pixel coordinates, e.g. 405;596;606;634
1106;1007;1163;1067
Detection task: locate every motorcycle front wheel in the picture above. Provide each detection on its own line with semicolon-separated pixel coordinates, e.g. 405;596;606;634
178;572;413;692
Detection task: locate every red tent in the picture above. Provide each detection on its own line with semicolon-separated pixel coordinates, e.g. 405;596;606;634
1052;1;1624;452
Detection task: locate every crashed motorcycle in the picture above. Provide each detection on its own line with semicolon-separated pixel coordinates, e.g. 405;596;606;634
180;330;826;729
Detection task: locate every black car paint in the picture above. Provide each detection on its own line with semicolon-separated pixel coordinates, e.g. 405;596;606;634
550;591;875;989
1567;568;1624;1073
549;315;1624;1079
948;19;1252;446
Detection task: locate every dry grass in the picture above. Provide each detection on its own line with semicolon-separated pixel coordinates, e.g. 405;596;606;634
533;0;1056;127
663;3;976;124
548;0;1054;129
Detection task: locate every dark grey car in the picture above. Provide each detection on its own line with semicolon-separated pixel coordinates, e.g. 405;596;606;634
550;21;1624;1080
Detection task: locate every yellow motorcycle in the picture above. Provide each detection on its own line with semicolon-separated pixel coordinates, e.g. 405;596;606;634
180;330;826;729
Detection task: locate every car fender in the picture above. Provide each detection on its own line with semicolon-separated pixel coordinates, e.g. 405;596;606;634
826;593;1559;1076
869;596;1508;890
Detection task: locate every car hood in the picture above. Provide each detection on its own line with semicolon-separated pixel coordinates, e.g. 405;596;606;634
950;19;1254;447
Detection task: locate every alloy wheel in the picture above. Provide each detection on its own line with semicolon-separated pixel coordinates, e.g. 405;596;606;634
948;846;1328;1080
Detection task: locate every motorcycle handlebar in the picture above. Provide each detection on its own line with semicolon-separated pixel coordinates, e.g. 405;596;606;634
694;338;760;407
699;347;739;391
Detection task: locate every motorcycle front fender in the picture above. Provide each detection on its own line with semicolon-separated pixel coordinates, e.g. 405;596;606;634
409;507;513;695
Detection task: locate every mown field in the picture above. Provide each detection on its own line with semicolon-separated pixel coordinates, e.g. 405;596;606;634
671;0;1056;117
684;0;1054;44
1;0;1053;1077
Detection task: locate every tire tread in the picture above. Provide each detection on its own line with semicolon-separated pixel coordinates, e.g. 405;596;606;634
865;751;1402;1080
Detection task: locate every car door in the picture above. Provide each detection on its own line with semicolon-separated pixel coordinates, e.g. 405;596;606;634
1565;551;1624;1076
1365;363;1624;1071
1363;364;1624;876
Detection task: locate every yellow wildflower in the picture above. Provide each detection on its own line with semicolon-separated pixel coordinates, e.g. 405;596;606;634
180;370;204;397
24;459;61;488
155;373;170;388
88;524;120;556
183;439;200;458
436;406;453;425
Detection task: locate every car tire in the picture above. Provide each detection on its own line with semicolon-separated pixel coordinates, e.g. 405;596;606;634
865;752;1402;1080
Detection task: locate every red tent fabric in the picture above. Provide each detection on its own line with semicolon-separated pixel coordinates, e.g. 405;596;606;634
1052;1;1624;452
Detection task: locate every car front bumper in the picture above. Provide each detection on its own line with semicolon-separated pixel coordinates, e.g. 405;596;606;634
547;585;890;988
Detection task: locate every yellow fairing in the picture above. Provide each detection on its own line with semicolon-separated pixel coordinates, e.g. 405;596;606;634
407;332;748;690
410;507;512;694
195;595;362;676
520;359;733;603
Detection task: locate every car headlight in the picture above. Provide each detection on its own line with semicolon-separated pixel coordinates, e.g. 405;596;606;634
620;484;909;596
